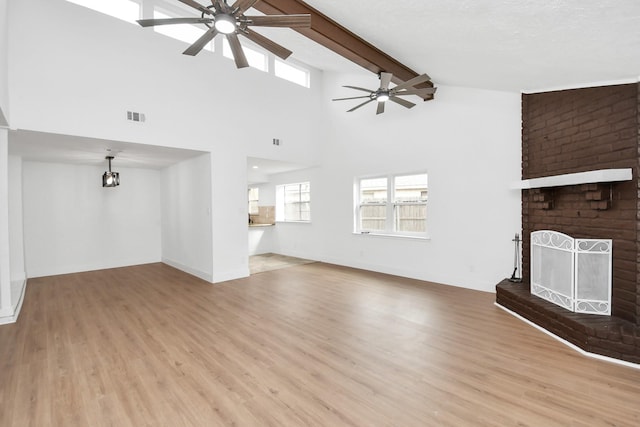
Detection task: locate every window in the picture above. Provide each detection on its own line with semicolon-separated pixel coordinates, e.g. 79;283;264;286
153;10;214;52
66;0;140;24
248;187;259;215
356;173;428;237
222;39;268;72
276;182;310;222
274;59;310;88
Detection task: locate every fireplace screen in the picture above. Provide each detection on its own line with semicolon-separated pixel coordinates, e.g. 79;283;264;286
531;230;611;315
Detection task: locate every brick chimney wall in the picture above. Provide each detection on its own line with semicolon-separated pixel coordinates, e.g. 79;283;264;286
521;83;639;325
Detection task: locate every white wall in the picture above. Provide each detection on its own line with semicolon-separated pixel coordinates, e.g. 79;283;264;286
254;182;276;206
0;0;8;125
161;154;213;282
0;129;10;312
268;76;522;292
5;0;523;292
210;151;250;281
248;227;275;256
8;0;323;163
22;161;161;277
8;0;326;283
8;155;25;283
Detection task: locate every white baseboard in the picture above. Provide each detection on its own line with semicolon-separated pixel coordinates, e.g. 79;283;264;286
161;258;213;283
212;268;249;284
27;259;162;279
0;279;26;325
495;302;640;370
318;254;494;293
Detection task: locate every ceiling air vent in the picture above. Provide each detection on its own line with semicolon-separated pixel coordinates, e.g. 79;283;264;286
126;111;146;123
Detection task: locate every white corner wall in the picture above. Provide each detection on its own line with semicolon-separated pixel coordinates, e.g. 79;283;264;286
210;152;250;282
8;155;25;283
269;76;522;292
22;161;162;277
0;129;10;314
161;154;213;282
0;0;8;125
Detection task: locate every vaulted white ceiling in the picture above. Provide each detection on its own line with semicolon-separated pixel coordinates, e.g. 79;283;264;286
284;0;640;92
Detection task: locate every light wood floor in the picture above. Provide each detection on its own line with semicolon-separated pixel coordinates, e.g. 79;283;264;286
249;253;315;275
1;263;640;426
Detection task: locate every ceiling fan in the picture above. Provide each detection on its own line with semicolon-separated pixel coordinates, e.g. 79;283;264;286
332;72;437;115
137;0;311;69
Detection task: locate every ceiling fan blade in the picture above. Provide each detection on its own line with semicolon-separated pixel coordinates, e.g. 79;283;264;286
332;95;371;101
231;0;259;15
347;99;375;112
241;29;292;59
391;87;437;97
178;0;214;15
227;33;249;68
183;27;218;56
247;14;311;28
343;85;374;93
137;18;213;27
212;0;229;13
389;96;416;109
392;73;432;91
376;101;385;115
379;72;393;90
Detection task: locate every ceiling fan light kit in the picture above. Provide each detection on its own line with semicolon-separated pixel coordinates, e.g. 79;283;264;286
137;0;311;69
333;72;437;115
214;13;236;34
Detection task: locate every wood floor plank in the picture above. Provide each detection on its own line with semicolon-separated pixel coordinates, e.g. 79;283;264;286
1;262;640;426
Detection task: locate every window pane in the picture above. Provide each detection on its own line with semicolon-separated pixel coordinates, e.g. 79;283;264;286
394;174;428;202
284;184;300;203
153;10;213;51
394;173;427;233
360;177;387;203
300;182;310;202
67;0;140;24
248;188;259;215
395;204;427;232
285;203;300;221
222;39;268;71
360;205;386;231
274;59;310;88
278;182;310;222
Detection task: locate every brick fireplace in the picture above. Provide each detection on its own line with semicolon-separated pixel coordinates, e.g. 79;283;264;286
496;83;640;364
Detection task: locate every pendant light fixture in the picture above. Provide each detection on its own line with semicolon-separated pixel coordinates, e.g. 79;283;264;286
102;156;120;187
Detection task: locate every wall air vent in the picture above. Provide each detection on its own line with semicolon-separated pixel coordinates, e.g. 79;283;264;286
126;111;146;123
273;138;281;146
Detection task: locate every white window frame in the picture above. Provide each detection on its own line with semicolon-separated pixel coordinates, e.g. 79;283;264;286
276;182;311;223
354;172;428;238
274;58;310;88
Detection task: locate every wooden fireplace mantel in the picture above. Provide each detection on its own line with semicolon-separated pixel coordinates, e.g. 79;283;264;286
512;168;633;190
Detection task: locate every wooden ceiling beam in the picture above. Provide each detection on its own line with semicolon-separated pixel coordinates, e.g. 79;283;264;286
253;0;434;100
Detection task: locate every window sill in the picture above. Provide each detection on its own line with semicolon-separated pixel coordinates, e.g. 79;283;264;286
352;232;430;241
